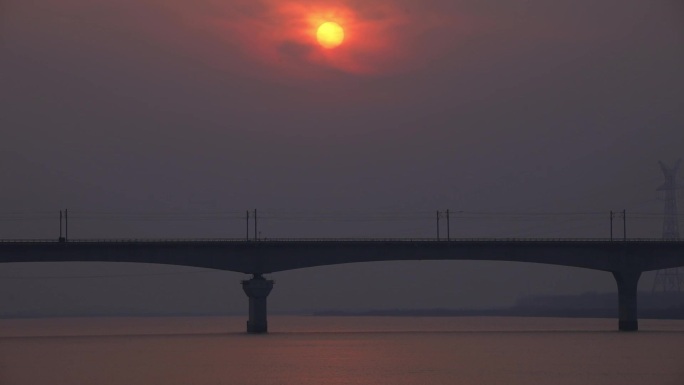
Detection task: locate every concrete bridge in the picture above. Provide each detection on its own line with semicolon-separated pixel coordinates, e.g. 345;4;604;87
1;239;683;333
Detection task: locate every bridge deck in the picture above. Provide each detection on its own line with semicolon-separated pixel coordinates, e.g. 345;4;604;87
0;238;683;274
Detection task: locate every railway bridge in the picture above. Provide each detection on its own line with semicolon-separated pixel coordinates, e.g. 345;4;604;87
1;239;683;333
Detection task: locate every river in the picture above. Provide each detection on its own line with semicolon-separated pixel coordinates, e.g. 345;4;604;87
1;316;683;385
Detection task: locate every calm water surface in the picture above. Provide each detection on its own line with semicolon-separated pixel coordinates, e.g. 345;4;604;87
1;316;683;385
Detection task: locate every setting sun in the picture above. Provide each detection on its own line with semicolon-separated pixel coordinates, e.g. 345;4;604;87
316;21;344;48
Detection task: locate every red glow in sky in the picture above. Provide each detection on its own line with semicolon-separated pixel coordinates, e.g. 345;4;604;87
210;0;451;77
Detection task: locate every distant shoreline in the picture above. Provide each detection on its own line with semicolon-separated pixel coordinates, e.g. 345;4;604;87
310;308;684;319
313;291;684;320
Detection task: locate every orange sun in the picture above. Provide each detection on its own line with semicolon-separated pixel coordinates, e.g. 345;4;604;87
316;21;344;48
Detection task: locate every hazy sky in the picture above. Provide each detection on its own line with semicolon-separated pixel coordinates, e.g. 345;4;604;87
1;0;683;316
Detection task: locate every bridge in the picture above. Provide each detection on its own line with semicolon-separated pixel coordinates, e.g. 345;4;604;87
1;238;683;333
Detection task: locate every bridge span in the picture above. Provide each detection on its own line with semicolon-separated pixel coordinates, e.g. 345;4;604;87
1;238;683;333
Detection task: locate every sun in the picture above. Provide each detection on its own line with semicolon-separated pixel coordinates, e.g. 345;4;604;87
316;21;345;49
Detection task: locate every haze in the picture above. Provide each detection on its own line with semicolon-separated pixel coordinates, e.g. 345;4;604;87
1;0;683;316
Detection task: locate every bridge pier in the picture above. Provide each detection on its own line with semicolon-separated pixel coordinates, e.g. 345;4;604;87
612;270;641;332
241;274;274;333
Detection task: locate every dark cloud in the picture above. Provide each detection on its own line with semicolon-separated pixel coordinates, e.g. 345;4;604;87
277;41;315;61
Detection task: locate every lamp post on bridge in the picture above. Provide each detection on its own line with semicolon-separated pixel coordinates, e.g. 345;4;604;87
436;209;456;241
58;210;68;242
59;211;64;242
610;211;614;241
609;210;627;241
436;210;454;240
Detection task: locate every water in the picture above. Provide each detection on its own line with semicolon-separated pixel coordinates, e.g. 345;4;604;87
1;316;683;385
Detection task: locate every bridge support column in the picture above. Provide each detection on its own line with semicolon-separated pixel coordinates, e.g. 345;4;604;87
241;274;274;334
612;270;641;332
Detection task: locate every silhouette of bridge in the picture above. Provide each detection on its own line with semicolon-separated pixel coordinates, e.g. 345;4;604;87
1;238;683;333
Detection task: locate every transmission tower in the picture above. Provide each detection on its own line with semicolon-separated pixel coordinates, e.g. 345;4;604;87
652;159;683;292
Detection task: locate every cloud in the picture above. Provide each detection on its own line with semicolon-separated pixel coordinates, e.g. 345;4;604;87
166;0;466;77
2;0;488;81
277;41;314;62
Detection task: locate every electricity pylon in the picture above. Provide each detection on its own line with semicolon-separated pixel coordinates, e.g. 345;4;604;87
652;159;683;292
